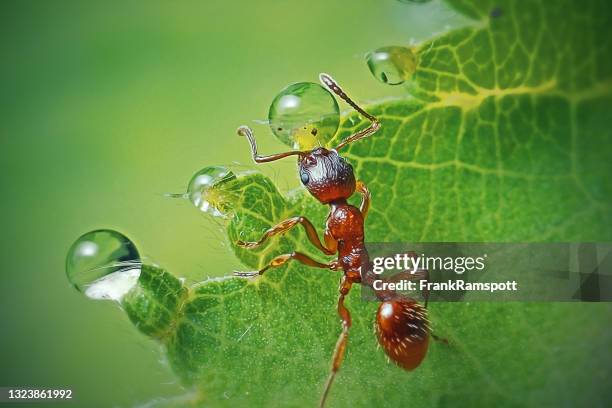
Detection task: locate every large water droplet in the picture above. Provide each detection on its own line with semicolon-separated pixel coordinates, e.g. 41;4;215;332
66;229;141;300
268;82;340;149
366;46;417;85
187;166;236;216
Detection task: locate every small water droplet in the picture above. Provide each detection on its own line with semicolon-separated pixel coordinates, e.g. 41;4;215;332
268;82;340;149
366;46;417;85
187;166;236;216
66;229;141;298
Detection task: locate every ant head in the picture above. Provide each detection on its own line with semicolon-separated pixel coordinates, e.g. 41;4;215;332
298;148;355;204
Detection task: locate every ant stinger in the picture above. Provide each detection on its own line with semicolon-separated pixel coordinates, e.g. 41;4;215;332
235;74;441;407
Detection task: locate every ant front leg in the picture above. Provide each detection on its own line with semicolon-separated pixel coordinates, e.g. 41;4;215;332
320;278;352;408
237;216;336;256
234;251;339;277
355;180;371;220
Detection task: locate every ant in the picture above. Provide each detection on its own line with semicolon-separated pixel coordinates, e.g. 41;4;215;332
235;74;439;407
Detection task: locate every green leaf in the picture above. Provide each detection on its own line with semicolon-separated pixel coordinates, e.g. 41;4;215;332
119;0;612;406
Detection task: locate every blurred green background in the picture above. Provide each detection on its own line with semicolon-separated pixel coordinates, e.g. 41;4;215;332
0;1;468;406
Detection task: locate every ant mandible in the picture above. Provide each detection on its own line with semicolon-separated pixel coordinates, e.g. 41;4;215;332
235;74;434;407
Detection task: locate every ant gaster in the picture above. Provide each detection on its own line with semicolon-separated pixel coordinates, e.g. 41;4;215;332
236;74;435;407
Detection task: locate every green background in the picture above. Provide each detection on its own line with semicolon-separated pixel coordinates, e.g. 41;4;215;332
0;1;470;406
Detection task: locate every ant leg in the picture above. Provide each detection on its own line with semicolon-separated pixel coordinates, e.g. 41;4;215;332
431;333;449;344
233;251;339;277
237;216;335;255
324;229;338;255
320;279;353;408
410;273;449;344
355;180;371;219
237;126;306;163
422;268;430;308
319;74;381;151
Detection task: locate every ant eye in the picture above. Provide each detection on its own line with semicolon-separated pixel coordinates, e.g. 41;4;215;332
300;171;310;185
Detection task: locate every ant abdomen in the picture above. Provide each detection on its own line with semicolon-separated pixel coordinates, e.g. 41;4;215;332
375;299;430;370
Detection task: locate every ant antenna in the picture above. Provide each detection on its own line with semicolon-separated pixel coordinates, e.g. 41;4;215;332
237;126;306;163
319;73;381;151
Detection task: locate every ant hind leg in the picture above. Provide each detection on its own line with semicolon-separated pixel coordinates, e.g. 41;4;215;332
431;333;449;344
320;280;352;408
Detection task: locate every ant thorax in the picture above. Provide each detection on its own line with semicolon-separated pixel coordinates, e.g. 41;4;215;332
299;148;356;204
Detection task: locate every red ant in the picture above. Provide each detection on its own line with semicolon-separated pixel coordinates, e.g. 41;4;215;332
235;74;439;407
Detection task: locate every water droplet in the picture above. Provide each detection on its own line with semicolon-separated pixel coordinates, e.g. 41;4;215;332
66;229;141;299
268;82;340;149
397;0;431;3
187;166;236;216
366;46;417;85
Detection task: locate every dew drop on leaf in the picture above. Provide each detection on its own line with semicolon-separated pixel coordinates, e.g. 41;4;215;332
366;46;417;85
187;166;236;216
66;229;141;300
268;82;340;149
